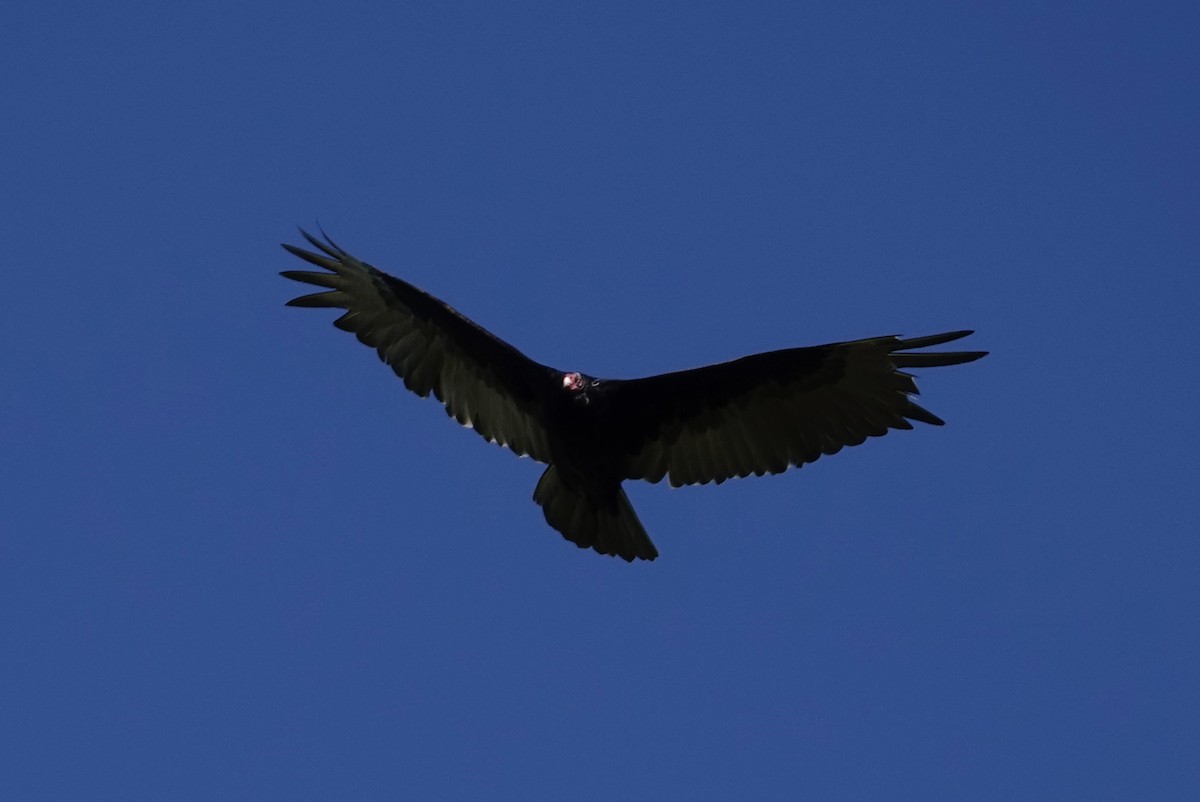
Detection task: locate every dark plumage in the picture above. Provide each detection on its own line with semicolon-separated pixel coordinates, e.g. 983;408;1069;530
282;230;987;562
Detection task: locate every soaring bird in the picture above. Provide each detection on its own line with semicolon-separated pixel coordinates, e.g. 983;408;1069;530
282;230;986;562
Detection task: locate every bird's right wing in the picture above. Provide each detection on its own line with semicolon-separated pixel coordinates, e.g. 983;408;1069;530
282;230;555;463
604;332;987;486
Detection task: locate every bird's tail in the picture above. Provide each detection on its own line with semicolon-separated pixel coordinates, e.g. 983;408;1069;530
533;466;659;562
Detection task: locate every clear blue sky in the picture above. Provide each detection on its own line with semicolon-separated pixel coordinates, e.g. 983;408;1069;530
3;1;1197;799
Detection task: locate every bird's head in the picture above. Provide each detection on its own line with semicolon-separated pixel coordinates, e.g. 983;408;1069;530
562;372;588;392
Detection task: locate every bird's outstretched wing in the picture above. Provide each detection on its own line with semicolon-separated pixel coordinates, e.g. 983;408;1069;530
604;332;987;486
282;230;555;462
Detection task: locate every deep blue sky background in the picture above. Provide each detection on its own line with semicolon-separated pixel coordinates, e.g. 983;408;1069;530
4;1;1197;798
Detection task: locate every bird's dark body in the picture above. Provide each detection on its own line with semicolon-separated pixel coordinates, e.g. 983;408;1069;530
282;230;987;562
544;380;619;487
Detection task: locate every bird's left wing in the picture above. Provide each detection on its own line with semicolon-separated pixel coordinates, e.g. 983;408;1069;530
282;230;555;463
603;332;986;487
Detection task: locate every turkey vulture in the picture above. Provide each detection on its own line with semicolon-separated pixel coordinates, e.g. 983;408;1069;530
282;230;986;562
